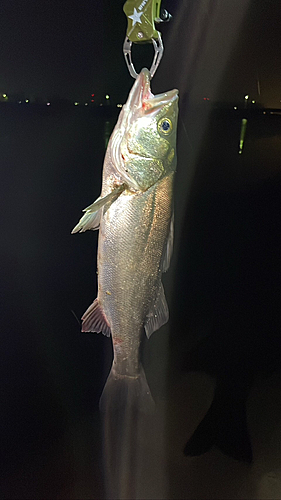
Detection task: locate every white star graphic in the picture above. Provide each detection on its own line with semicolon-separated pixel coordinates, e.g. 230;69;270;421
128;8;143;26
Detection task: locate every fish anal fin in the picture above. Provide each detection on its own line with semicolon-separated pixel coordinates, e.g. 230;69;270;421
145;282;169;339
81;298;111;337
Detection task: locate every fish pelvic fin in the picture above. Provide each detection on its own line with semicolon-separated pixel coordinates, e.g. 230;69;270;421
71;183;126;234
99;364;155;414
145;282;169;338
81;298;111;337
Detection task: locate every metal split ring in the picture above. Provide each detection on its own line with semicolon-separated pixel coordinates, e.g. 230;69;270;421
123;33;164;79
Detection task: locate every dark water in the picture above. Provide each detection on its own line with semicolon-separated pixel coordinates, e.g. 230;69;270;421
1;103;281;498
0;103;115;498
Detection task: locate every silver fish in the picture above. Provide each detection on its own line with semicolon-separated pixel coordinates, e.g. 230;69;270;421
72;68;178;411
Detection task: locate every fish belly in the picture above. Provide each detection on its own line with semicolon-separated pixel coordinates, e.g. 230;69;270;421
98;173;174;377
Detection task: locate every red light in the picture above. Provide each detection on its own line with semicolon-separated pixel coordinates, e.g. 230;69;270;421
91;94;95;97
91;99;94;102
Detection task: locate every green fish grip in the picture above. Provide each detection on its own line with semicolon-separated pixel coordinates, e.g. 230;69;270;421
123;0;162;43
123;0;172;78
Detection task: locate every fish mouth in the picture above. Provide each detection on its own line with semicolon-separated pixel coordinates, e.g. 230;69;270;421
139;68;178;109
143;88;178;114
126;68;178;114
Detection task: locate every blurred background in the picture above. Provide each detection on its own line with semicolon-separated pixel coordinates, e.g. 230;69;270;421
1;0;281;498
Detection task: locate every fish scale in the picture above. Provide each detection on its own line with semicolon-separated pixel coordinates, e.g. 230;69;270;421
100;176;173;352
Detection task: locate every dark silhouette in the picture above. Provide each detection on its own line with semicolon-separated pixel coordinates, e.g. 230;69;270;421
177;154;281;463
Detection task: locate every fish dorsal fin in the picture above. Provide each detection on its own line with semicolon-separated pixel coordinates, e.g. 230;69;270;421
161;211;174;273
71;184;126;234
81;298;111;337
144;282;169;339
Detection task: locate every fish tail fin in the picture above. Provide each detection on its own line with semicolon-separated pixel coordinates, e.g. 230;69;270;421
99;365;155;414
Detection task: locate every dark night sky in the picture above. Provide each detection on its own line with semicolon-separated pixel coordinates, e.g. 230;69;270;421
0;0;280;106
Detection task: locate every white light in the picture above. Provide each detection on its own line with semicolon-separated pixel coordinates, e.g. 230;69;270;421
18;100;22;104
25;99;29;103
46;102;51;106
84;102;89;106
105;94;110;100
74;102;79;106
233;106;237;110
116;104;123;108
100;103;103;106
244;95;249;100
251;100;255;104
2;93;7;98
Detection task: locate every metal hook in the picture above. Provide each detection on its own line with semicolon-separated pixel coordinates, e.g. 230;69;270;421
123;33;164;79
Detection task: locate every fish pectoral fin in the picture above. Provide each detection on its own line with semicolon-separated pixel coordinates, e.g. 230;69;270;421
81;298;111;337
145;282;169;339
71;209;101;233
160;211;174;273
71;183;126;234
83;183;126;213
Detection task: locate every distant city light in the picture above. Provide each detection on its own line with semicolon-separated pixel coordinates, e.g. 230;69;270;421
74;102;79;106
18;100;22;104
100;103;103;106
234;106;237;110
25;99;29;103
91;94;95;97
117;104;123;108
46;102;51;106
105;94;110;100
244;95;249;100
251;100;255;104
203;97;210;101
85;102;89;106
2;93;7;98
91;99;94;102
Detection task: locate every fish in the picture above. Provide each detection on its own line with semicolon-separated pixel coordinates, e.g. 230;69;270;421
72;68;178;412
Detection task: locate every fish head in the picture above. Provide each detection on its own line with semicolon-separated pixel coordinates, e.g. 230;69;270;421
111;68;178;191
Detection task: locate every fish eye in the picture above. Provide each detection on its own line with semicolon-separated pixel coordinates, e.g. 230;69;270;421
158;118;173;135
